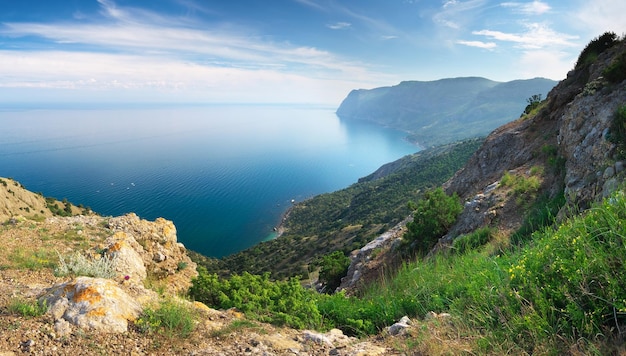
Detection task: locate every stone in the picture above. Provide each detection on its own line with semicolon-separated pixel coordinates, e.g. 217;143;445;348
54;319;72;337
604;166;615;179
302;329;352;348
258;333;301;351
153;251;166;262
603;178;619;198
40;277;142;333
387;316;412;336
105;231;147;284
302;331;333;346
424;311;438;320
350;342;387;356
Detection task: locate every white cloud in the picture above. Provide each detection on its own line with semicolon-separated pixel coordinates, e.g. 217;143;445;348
0;50;381;104
433;0;488;30
500;1;551;15
0;0;393;104
473;22;579;49
0;2;373;78
517;49;574;80
572;0;626;38
457;40;496;49
327;22;351;30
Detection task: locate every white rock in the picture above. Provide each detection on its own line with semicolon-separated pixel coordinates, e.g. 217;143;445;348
41;277;142;333
105;231;147;284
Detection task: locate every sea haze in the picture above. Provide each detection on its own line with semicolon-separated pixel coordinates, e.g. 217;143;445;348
0;104;419;257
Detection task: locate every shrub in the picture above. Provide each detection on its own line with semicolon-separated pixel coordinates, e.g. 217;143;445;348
189;268;322;329
500;171;541;208
575;32;618;70
521;94;542;117
136;299;196;337
54;251;117;279
603;51;626;84
404;188;462;254
317;251;351;293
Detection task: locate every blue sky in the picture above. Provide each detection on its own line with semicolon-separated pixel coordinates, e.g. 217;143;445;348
0;0;624;105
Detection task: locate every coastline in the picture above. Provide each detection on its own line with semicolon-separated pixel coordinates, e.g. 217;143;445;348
273;204;294;239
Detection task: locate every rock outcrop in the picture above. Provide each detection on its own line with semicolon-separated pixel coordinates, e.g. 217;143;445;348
33;213;199;334
337;218;409;293
41;277;142;335
441;38;626;244
106;213;198;294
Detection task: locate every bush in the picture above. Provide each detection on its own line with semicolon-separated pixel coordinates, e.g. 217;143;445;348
136;299;196;337
575;32;618;70
603;51;626;84
500;171;541;208
189;268;322;329
404;187;463;254
318;251;351;293
54;251;117;279
521;94;542;117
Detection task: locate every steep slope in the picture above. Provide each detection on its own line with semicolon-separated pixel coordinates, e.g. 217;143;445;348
0;177;89;221
442;36;626;242
336;77;556;147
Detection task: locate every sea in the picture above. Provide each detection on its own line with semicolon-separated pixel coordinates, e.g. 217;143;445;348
0;104;420;257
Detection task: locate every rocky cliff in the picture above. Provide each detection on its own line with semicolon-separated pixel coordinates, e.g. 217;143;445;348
443;37;626;236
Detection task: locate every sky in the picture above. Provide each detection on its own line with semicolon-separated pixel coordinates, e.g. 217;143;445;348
0;0;624;105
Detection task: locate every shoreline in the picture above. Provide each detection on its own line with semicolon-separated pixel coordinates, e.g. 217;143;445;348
272;204;294;239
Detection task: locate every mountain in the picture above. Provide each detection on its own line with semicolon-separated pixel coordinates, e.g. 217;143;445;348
336;77;557;147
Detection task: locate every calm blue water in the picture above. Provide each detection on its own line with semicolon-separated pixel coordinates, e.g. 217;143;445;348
0;104;419;257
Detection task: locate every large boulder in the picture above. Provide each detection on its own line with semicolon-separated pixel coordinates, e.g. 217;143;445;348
40;277;142;334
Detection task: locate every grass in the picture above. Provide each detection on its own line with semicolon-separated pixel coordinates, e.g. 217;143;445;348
9;247;56;270
8;297;48;317
135;298;197;338
313;188;626;354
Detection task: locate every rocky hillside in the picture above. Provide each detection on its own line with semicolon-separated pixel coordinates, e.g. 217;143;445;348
0;179;400;355
336;77;556;147
339;33;626;295
0;177;88;221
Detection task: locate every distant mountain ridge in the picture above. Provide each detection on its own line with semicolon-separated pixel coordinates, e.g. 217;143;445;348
336;77;557;147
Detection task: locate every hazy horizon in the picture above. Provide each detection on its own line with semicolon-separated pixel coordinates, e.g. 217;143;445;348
2;0;624;106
